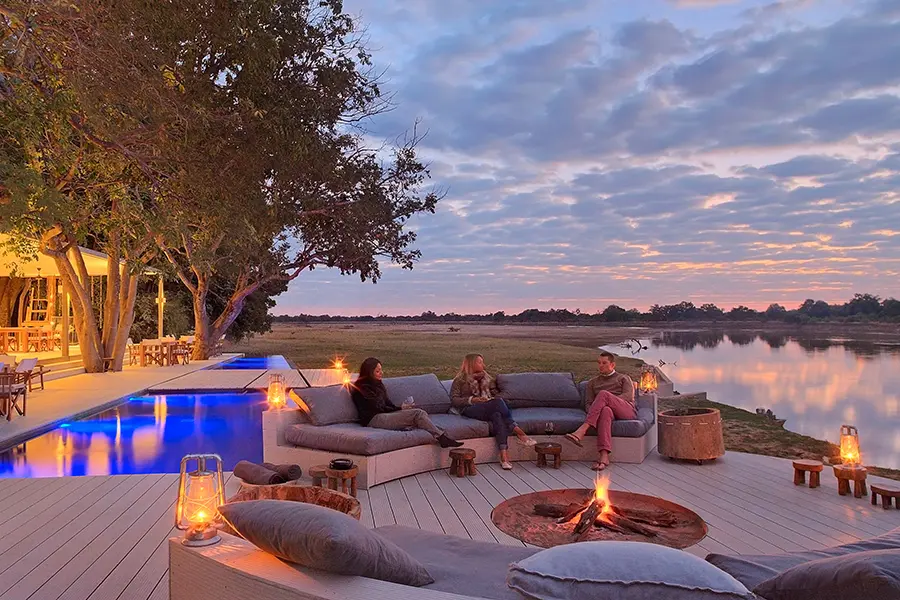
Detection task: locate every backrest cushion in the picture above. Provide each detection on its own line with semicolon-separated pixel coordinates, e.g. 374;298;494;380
497;372;581;409
295;384;358;425
383;374;451;414
218;500;434;586
508;541;755;600
752;548;900;600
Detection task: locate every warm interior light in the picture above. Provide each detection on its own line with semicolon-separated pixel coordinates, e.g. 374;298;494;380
267;373;286;409
840;424;861;466
638;367;658;394
176;454;225;546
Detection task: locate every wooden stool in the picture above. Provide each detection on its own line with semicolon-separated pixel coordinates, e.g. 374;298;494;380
309;465;328;487
833;465;868;498
535;442;562;469
871;483;900;509
449;448;477;477
792;459;824;488
325;465;359;498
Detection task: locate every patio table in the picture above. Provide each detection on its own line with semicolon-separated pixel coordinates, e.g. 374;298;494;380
139;339;178;366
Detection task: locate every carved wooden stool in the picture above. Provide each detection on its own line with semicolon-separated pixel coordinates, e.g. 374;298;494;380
449;448;477;477
792;459;824;488
535;442;562;469
309;465;328;488
833;464;867;498
325;465;359;498
871;483;900;509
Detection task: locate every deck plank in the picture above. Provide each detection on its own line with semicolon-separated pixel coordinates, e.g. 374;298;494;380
400;476;445;534
414;473;468;538
367;483;396;528
432;472;500;544
356;489;375;529
383;480;419;529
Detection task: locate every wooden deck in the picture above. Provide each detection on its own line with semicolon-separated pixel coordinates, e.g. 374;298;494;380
0;451;897;600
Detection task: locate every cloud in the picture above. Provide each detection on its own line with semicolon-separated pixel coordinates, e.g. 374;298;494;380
274;0;900;315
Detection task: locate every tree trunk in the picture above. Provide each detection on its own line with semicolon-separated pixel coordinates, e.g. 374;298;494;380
191;279;213;360
53;252;105;372
111;267;139;371
101;231;121;359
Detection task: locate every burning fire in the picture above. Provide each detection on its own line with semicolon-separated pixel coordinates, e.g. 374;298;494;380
594;475;613;517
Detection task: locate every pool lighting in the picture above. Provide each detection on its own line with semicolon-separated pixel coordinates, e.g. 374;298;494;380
267;373;287;409
175;454;225;546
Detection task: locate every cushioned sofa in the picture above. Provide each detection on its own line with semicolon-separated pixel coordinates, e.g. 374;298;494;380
263;372;658;489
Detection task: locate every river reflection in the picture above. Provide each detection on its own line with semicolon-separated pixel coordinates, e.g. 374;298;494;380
608;331;900;469
0;391;267;478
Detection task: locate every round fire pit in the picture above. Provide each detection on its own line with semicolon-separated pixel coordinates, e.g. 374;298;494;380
491;489;707;549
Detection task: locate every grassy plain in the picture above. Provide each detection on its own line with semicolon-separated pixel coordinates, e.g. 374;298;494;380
226;322;899;480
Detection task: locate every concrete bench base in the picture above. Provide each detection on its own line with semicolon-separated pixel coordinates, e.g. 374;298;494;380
263;409;658;489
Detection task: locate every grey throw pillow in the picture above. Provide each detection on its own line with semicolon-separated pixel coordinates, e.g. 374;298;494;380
218;500;434;586
507;541;755;600
295;384;358;425
753;549;900;600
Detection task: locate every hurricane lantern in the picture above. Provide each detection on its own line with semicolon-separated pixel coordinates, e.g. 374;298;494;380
638;366;659;394
267;373;287;409
175;454;226;546
342;372;352;386
839;424;861;467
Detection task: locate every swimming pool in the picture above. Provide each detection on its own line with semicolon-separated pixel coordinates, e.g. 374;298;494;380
0;390;268;478
210;355;292;369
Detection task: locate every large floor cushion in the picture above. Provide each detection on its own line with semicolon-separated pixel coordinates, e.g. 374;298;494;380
497;372;581;409
510;407;587;435
429;413;490;440
706;526;900;591
375;525;539;600
383;374;452;414
285;422;433;455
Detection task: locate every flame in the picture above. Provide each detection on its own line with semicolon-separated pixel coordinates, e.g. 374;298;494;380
639;369;658;393
342;373;352;385
333;359;344;370
594;475;613;516
190;509;210;526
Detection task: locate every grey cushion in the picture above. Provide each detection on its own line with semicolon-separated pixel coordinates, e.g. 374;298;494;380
285;422;433;455
509;407;587;435
295;384;358;425
376;525;538;600
706;526;900;590
635;391;657;424
497;372;581;409
609;417;653;438
508;541;755;600
383;374;452;414
753;549;900;600
440;379;453;395
218;500;433;586
429;413;490;439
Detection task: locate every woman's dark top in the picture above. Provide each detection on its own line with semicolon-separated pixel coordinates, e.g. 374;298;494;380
351;377;399;426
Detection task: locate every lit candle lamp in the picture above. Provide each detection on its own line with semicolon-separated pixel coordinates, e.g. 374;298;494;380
267;373;286;409
175;454;225;546
638;365;659;395
840;424;861;467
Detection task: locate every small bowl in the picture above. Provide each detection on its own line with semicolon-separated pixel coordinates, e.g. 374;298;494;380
329;458;354;470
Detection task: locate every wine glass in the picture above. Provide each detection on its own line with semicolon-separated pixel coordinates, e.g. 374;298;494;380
544;422;555;435
403;395;415;409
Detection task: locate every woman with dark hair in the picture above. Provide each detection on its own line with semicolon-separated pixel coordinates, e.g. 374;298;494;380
449;353;535;469
350;357;462;448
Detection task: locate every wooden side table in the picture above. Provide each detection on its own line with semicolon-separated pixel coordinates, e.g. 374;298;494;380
325;465;359;498
535;442;562;468
449;448;477;477
309;465;328;487
792;459;824;488
871;484;900;509
833;464;867;498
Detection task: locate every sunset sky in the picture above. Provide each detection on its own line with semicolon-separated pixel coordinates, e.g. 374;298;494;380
274;0;900;316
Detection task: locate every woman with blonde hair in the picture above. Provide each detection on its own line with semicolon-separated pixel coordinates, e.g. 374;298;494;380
449;353;535;469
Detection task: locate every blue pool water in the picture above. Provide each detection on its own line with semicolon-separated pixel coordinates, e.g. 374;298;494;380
0;390;268;478
210;355;292;369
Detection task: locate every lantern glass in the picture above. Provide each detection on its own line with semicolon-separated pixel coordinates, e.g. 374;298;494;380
639;367;659;394
176;454;225;546
267;373;286;409
839;424;861;466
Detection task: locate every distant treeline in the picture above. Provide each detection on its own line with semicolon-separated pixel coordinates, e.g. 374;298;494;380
273;293;900;324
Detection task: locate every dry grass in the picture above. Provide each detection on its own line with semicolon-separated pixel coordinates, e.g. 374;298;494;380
227;322;900;481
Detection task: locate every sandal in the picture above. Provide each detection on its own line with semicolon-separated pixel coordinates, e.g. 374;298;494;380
517;436;537;447
591;461;609;471
501;461;514;470
565;433;583;448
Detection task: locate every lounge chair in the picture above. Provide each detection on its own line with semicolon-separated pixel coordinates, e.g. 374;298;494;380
0;370;27;421
15;357;46;391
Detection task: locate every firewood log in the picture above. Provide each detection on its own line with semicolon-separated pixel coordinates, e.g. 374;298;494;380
593;516;628;534
572;501;602;540
611;506;678;528
606;512;658;537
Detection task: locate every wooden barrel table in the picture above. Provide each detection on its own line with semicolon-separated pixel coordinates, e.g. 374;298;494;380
658;408;725;463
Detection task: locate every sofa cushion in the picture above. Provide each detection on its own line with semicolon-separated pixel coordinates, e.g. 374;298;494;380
376;525;538;600
295;384;358;425
508;541;755;600
752;549;900;600
383;374;452;414
610;417;653;438
635;390;657;424
218;501;433;586
706;526;900;590
429;413;490;439
497;372;581;409
510;407;586;435
285;422;433;455
440;379;453;395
